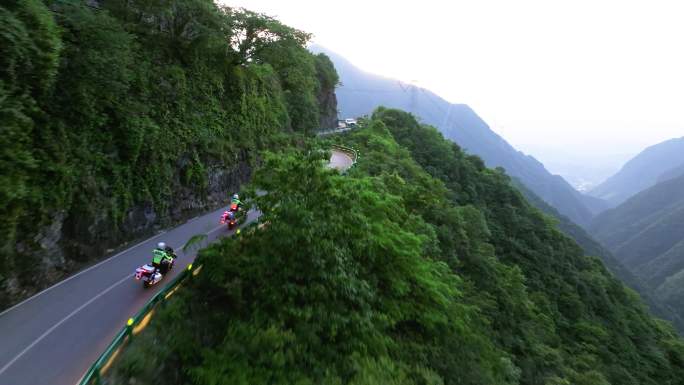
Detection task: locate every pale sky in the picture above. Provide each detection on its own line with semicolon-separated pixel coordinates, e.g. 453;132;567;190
222;0;684;177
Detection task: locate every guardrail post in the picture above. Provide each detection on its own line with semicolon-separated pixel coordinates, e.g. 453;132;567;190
186;264;194;280
126;317;134;338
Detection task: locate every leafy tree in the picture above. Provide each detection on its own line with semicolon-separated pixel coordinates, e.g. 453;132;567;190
0;0;61;283
364;108;684;385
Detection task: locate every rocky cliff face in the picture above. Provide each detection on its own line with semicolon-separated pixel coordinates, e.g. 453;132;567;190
2;157;252;307
314;53;340;129
318;87;338;129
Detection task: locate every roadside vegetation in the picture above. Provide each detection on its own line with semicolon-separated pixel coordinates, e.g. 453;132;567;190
0;0;337;308
112;110;684;385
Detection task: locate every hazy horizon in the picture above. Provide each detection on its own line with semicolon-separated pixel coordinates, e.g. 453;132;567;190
223;0;684;187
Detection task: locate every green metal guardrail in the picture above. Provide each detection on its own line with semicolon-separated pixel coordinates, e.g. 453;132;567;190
317;127;353;136
78;262;201;385
77;218;261;385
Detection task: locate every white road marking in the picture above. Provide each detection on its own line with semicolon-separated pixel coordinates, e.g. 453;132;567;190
1;208;234;319
0;223;228;377
0;274;130;377
69;218;230;384
1;165;328;319
209;224;227;234
0;230;168;318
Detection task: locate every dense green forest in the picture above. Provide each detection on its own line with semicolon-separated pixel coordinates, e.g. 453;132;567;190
0;0;338;308
5;2;684;384
590;173;684;333
513;180;684;330
112;109;684;385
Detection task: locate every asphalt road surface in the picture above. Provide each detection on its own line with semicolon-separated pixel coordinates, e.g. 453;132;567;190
328;149;355;171
0;149;353;385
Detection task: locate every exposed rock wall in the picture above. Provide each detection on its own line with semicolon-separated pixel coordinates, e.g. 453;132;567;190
2;157;252;307
318;87;338;129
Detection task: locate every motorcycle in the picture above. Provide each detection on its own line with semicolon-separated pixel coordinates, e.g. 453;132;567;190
134;264;162;288
220;211;237;229
134;255;175;288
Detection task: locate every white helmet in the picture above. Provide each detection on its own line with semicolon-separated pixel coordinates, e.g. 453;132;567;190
232;193;239;200
157;242;166;249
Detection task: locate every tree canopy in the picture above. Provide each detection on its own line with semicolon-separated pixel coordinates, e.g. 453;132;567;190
112;109;684;385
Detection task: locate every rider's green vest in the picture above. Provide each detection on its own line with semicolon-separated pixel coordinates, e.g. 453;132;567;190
152;249;167;264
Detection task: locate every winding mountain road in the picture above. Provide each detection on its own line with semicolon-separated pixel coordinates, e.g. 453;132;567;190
328;149;355;170
0;149;353;385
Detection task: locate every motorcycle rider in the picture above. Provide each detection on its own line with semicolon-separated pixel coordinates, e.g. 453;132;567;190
151;242;175;276
230;193;243;212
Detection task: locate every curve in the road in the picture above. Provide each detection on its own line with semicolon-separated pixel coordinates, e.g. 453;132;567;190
329;150;355;170
0;149;354;385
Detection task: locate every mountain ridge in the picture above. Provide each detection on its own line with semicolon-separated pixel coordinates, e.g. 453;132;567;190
658;163;684;184
590;173;684;330
311;44;607;226
589;136;684;206
512;177;683;329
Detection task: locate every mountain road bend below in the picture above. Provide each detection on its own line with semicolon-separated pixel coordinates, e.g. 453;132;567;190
0;149;354;385
328;149;355;171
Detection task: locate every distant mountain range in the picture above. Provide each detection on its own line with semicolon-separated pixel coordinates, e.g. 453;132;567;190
589;137;684;206
590;173;684;328
311;45;607;226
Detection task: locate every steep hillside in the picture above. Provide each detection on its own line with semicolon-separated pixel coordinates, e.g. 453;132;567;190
590;174;684;268
0;1;337;309
311;45;607;226
115;109;684;385
590;137;684;206
658;163;684;184
514;179;683;329
590;174;684;328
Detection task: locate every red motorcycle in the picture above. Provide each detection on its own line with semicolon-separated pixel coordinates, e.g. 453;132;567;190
220;211;237;229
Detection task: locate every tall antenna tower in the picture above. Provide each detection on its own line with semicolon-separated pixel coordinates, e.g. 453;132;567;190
398;80;419;112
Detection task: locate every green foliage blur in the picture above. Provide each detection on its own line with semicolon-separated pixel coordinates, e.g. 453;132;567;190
114;109;684;385
0;0;338;305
